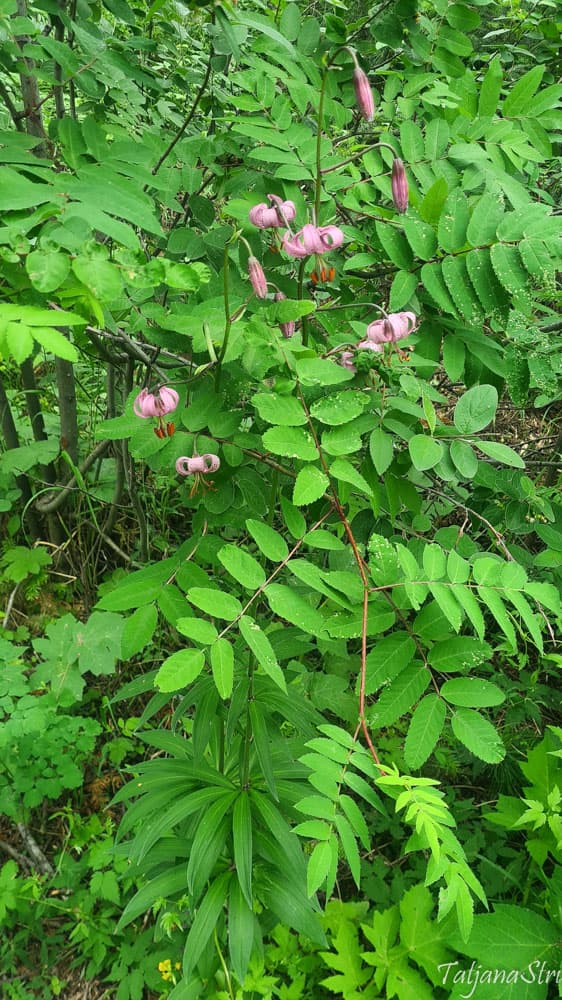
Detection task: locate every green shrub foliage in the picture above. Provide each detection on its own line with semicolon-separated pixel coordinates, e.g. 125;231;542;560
0;0;561;995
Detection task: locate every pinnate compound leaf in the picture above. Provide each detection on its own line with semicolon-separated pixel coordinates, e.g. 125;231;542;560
451;708;505;763
404;695;446;769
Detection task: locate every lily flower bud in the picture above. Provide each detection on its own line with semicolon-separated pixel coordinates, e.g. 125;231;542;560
274;291;295;338
353;66;375;122
248;256;268;299
391;158;408;214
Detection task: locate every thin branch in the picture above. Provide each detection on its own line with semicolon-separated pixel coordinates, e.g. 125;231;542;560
151;51;213;177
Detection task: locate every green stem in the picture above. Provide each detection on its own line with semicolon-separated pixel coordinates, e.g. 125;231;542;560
314;67;329;223
297;259;309;346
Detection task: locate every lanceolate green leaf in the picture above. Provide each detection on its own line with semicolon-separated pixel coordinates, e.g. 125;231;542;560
183;872;232;978
451;708;505;763
404;695;447;769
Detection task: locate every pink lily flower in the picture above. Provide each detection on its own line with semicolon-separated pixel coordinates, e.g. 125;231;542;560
282;224;344;259
249;194;296;229
133;386;179;419
365;311;417;349
176;454;220;476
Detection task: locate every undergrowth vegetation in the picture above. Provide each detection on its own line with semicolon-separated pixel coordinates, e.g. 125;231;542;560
0;0;561;997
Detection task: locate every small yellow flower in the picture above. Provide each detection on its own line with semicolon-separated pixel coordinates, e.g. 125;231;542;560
175;963;181;970
158;959;172;973
162;971;172;982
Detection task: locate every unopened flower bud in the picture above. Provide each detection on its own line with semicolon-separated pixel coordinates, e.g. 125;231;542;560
248;256;268;299
353;66;375;122
274;291;295;338
391;158;408;214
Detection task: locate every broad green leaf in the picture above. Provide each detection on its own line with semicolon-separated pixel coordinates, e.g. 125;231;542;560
310;391;365;426
478;55;503;116
404;695;447;769
253;393;307;426
459;903;559;969
364;632;416;695
450;439;478;479
329;457;372;496
442;255;484;322
334;813;361;888
409;435;444;471
25;250;70;293
503;64;545;117
293;466;329;506
389;269;418;311
369;428;394;476
0;166;54;210
428;637;492;673
400;120;424;161
453;385;498;433
245;519;288;562
295;357;354;386
466;194;505;246
451;708;505;763
375;221;414;270
0;304;85;327
262;426;317;461
307;839;335;897
438;188;469;253
210;639;234;699
490;244;530;294
402;217;438;260
239;616;286;692
265;584;326;635
428;583;462;631
441;677;505;708
421;262;458;315
442;335;465;381
369;664;430;729
155;649;206;692
32;328;78;361
476;587;516;649
477;440;525;468
187;588;242;621
6;324;33;363
218;545;266;590
121;604;158;659
176;618;218;645
425;118;450;160
116;870;188;931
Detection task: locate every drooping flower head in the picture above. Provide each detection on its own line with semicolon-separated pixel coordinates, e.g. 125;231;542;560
176;453;220;497
247;256;268;299
364;311;417;351
134;386;179;438
273;291;295;338
391;158;408;214
282;224;344;285
249;194;296;230
353;65;375;122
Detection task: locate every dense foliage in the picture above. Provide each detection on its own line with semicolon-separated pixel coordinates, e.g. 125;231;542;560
0;0;561;997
